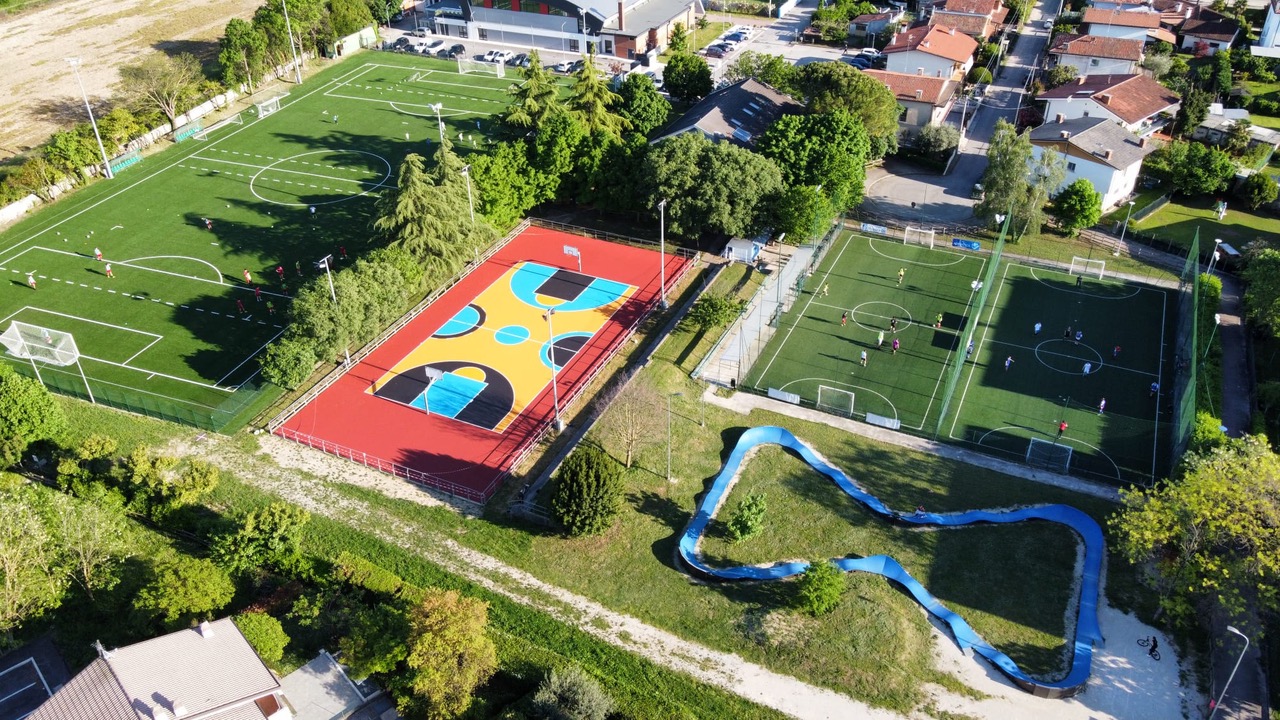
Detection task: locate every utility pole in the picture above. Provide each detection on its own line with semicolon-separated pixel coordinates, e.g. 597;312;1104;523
66;58;113;180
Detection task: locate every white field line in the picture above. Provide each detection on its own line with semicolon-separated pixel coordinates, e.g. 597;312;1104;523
215;324;286;386
913;253;986;432
753;233;853;383
11;246;231;290
948;262;1013;441
122;334;164;366
186;155;389;187
1151;287;1167;482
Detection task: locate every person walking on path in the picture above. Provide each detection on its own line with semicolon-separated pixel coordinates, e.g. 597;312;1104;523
897;268;905;285
841;311;848;327
1004;355;1014;372
892;338;900;354
93;247;102;261
26;273;36;290
1098;397;1107;415
105;264;114;279
243;268;253;284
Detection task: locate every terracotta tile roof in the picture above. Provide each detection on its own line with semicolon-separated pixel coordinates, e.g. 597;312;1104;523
863;69;956;105
884;24;979;63
932;0;1002;15
929;11;995;37
1039;73;1181;124
1083;7;1161;28
1049;33;1144;61
1182;11;1240;42
852;11;892;22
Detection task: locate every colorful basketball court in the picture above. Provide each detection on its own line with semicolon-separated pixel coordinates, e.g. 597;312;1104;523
277;226;692;501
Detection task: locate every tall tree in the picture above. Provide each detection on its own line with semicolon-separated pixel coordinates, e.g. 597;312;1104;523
1020;145;1066;239
499;51;562;133
0;481;69;638
594;377;663;469
617;73;671;136
253;3;294;75
1243;247;1280;336
1112;436;1280;628
796;61;900;158
53;488;131;600
663;52;713;102
668;22;689;53
135;555;235;626
1175;88;1212;136
285;0;333;58
213;502;311;575
1049;178;1102;236
469;140;543;228
329;0;374;37
340;603;410;680
220;18;268;92
0;364;67;468
1144;139;1235;195
562;62;625;134
403;589;498;718
756;109;870;210
117;53;204;136
552;445;624;536
724;51;801;95
529;112;587;203
975;119;1031;226
43;128;102;180
645;131;783;238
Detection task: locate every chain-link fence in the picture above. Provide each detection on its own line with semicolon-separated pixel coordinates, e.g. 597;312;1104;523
1171;232;1201;471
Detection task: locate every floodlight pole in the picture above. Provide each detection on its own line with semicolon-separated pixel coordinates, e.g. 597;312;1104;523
428;102;445;141
281;0;304;84
1208;626;1250;720
422;367;443;416
460;164;475;225
657;198;668;309
1117;200;1136;254
320;255;351;367
1208;238;1224;275
66;58;114;180
1203;313;1222;360
544;308;564;432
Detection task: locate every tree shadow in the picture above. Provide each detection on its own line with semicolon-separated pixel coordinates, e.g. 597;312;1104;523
152;39;221;62
29;97;106;127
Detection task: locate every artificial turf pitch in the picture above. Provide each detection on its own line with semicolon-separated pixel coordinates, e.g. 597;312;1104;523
745;233;1175;485
0;53;529;429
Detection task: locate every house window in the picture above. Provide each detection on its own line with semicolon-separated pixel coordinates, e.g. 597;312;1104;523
603;38;614;55
1066;162;1077;171
1082;110;1089;117
1090;58;1099;66
458;26;468;38
569;39;580;52
478;28;488;40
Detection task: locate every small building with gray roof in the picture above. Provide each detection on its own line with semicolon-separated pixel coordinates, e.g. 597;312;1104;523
1028;115;1157;210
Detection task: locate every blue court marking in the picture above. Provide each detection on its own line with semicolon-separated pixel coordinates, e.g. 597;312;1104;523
541;332;592;371
679;426;1104;699
509;262;630;313
494;325;530;345
409;371;487;418
435;304;482;337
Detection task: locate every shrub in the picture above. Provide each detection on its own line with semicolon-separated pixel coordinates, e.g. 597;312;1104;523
529;665;615;720
1255;99;1280;116
683;294;746;331
135;556;235;625
1189;411;1228;454
795;559;847;616
233;612;290;666
967;67;993;85
260;336;318;389
335;551;405;596
916;123;960;157
551;446;624;537
1239;172;1279;209
726;492;767;543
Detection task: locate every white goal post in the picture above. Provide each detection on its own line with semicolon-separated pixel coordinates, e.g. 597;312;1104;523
254;93;289;119
816;385;855;418
1068;256;1106;280
903;226;935;249
0;321;94;403
457;57;505;77
1026;437;1073;474
193;112;243;140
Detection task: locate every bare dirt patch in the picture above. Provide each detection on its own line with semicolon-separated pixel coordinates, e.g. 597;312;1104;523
0;0;261;157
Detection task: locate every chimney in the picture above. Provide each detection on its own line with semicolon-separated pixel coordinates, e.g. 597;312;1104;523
1060;130;1072;138
617;1;624;32
915;89;923;98
1077;76;1086;85
1098;93;1111;104
1056;113;1065;123
949;26;956;34
198;621;215;638
153;710;174;720
1140;136;1150;148
174;705;189;718
1103;148;1114;160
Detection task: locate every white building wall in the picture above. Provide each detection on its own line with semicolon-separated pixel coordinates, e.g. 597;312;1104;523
1256;1;1280;56
885;50;960;78
1180;34;1231;54
1084;24;1149;40
1031;145;1141;210
1042;98;1133;131
1054;54;1138;75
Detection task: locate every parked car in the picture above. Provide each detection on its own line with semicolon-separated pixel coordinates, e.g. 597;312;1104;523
411;27;429;37
858;47;881;57
973;83;987;97
483;49;512;63
391;36;412;50
507;52;529;66
445;43;466;58
723;31;749;43
569;59;585;72
841;55;871;68
552;60;574;73
971;183;985;200
730;24;754;37
423;39;445;52
705;43;731;58
390;10;404;22
645;70;663;90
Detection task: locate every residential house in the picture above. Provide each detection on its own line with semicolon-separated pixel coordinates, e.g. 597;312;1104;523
654;78;803;146
848;10;902;44
1193;104;1280;153
1048;34;1144;75
1081;7;1161;40
884;24;978;79
1090;0;1192;41
863;69;959;139
1255;0;1280;57
29;619;291;720
428;0;698;61
1179;9;1240;55
1029;115;1157;209
927;0;1008;40
1038;74;1180;134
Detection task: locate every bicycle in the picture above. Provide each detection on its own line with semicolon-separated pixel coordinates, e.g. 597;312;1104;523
1137;636;1161;660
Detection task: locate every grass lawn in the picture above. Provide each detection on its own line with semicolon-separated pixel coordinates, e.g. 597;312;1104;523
1100;188;1166;226
1131;193;1280;249
0;52;538;431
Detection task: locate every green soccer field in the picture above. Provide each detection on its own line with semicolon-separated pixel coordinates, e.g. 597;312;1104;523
745;232;987;431
0;53;527;429
745;233;1176;485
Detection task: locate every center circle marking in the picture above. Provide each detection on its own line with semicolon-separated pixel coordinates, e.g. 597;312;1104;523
851;301;913;332
248;149;392;207
1033;339;1104;375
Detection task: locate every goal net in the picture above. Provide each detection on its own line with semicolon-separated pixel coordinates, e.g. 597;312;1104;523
1026;437;1073;474
904;226;935;249
816;385;855;418
1;322;80;367
255;94;288;119
1068;256;1105;280
457;57;505;77
193;112;243;141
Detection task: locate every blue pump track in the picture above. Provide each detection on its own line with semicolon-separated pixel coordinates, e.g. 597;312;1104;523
677;426;1105;699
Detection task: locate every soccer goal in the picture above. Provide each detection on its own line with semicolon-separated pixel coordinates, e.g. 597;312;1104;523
192;112;243;141
816;385;855;418
0;321;94;403
457;57;505;77
904;226;936;249
1026;437;1073;473
255;93;288;119
1069;256;1106;280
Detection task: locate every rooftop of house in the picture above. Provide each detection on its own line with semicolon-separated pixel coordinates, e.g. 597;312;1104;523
1049;33;1145;60
884;24;979;62
29;619;280;720
931;0;1002;15
1038;73;1181;124
599;0;693;34
851;11;894;23
927;9;1005;36
1082;7;1162;27
863;69;956;105
1181;9;1241;42
1029;115;1156;169
656;78;803;146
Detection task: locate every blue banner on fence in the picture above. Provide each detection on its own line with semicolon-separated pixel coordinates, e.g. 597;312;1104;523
952;239;981;251
861;223;889;236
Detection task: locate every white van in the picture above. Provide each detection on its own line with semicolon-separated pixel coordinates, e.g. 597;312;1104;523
411;27;429;38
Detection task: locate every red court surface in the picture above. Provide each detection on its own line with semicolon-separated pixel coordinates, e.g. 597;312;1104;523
277;226;693;502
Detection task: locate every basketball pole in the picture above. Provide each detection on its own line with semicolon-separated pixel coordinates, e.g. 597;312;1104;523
544;308;564;432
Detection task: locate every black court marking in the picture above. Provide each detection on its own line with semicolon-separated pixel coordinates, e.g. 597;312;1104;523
536;269;591;303
373;360;515;431
551;335;588;369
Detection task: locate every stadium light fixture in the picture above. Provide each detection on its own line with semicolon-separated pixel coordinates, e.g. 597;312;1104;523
1208;626;1249;720
428;102;444;140
543;308;564;432
280;0;304;84
1207;238;1224;275
65;58;114;180
319;255;351;367
459;164;475;225
657;199;668;309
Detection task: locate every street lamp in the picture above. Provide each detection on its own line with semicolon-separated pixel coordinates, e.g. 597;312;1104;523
1203;313;1222;360
319;255;351;367
668;392;683;482
1117;200;1136;256
459;164;475;225
280;0;304;84
1208;626;1250;720
1207;238;1225;275
657;198;668;309
428;102;444;141
543;308;565;432
66;58;114;180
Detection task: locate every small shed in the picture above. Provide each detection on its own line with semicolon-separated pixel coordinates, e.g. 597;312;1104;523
724;238;764;264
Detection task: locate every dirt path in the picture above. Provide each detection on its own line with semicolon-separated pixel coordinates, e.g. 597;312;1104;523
0;0;261;157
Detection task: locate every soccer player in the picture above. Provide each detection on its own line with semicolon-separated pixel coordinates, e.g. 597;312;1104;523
822;284;829;297
1076;275;1083;288
1034;322;1042;335
1113;345;1121;358
841;311;848;327
860;350;867;366
1150;382;1160;397
892;338;900;354
878;330;885;349
236;299;246;314
1004;355;1014;371
890;317;898;334
243;268;253;284
254;286;262;302
94;247;103;261
1083;362;1092;375
275;265;285;281
897;268;905;285
205;218;213;231
26;273;36;290
105;264;114;279
1057;420;1068;438
1098;397;1107;415
1074;329;1083;345
966;339;974;358
266;300;276;315
935;313;943;328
